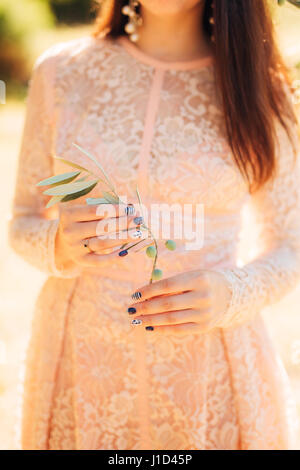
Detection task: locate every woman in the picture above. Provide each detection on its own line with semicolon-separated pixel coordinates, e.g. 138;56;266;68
9;0;300;450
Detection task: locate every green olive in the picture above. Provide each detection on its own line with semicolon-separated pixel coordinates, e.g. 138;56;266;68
146;246;157;258
152;268;163;280
165;239;176;251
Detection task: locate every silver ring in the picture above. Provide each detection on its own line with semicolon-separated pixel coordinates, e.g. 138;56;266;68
83;238;94;253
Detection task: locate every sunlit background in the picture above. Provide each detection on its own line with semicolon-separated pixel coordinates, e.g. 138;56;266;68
0;0;300;450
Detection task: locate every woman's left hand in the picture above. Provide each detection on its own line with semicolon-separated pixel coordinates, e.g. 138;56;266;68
128;270;232;335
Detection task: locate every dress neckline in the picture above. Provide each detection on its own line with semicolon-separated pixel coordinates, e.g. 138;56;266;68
116;35;214;71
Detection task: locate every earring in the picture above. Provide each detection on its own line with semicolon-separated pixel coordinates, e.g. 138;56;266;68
209;0;215;43
122;0;143;42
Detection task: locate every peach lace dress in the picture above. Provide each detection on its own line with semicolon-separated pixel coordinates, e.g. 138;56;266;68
9;34;300;450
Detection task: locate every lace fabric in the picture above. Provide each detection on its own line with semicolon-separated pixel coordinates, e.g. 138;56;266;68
9;34;300;449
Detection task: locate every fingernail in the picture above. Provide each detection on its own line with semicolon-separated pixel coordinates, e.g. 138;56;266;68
125;205;135;215
132;230;142;239
133;216;143;225
119;250;128;257
132;292;142;300
131;318;142;325
128;307;136;314
145;326;154;331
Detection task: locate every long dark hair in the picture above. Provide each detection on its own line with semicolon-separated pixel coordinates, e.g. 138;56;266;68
93;0;298;192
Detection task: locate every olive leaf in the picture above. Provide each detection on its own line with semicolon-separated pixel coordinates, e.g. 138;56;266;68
46;195;64;208
86;197;111;205
102;191;120;204
37;171;81;187
61;182;98;202
43;179;99;196
72;143;115;192
76;176;88;182
54;156;91;173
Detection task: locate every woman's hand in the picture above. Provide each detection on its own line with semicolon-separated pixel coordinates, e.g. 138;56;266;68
128;269;232;335
55;203;143;270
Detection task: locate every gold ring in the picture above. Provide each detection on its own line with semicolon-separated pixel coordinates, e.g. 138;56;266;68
83;238;94;253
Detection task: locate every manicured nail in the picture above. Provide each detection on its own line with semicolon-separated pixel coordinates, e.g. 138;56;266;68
125;205;135;215
119;249;128;257
133;216;143;225
145;326;154;331
131;318;142;325
132;292;142;300
128;307;136;314
132;229;142;239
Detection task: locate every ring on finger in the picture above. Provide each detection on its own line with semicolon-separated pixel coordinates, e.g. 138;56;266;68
83;238;94;253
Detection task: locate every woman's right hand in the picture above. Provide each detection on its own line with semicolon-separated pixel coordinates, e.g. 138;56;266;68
55;203;143;270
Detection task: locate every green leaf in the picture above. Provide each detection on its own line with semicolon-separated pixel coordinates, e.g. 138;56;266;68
61;182;98;202
37;171;81;187
54;156;90;173
76;176;88;182
43;179;99;196
72;143;115;191
86;197;111;205
102;191;120;204
46;196;64;208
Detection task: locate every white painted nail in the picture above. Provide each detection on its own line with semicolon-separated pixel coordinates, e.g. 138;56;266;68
132;229;142;239
131;318;142;325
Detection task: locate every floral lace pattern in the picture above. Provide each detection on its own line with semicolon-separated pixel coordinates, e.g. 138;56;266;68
9;34;300;450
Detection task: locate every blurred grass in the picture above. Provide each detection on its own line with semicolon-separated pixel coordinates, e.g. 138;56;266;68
0;6;300;449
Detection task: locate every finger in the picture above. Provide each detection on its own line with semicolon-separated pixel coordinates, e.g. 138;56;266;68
129;291;210;316
131;270;205;302
73;215;139;239
80;251;121;268
83;231;144;253
132;309;206;327
143;322;212;336
61;203;136;223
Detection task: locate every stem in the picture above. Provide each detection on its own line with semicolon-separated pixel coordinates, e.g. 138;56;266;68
141;224;158;284
124;238;148;251
150;237;158;284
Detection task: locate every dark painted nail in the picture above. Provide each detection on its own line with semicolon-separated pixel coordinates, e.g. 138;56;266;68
132;292;142;300
134;216;143;225
145;326;154;331
128;307;136;314
125;205;135;215
119;250;128;257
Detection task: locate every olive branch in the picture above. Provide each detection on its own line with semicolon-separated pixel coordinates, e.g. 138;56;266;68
37;143;176;283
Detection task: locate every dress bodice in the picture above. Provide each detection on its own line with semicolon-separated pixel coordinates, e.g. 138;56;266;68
49;35;249;277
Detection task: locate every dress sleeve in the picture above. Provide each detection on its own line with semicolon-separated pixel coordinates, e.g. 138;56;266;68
8;51;80;278
216;84;300;328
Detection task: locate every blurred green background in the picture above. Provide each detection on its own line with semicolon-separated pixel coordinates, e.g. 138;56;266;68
0;0;98;98
0;0;300;450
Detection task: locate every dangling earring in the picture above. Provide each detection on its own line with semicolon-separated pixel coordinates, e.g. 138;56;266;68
122;0;143;42
209;1;215;43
